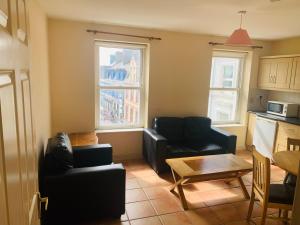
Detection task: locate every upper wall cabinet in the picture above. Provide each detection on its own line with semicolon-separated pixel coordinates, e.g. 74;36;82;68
258;58;277;89
274;57;293;89
16;0;27;43
291;57;300;91
0;0;9;30
257;55;300;92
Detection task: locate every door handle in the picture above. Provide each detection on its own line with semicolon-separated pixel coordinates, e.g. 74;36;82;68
37;192;48;210
37;192;48;218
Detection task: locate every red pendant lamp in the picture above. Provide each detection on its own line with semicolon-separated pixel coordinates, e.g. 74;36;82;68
209;11;262;49
226;11;253;46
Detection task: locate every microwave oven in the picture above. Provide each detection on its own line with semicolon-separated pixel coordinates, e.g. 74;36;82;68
267;101;299;117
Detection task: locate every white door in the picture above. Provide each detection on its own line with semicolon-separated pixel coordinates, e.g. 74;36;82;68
0;72;25;225
0;0;41;224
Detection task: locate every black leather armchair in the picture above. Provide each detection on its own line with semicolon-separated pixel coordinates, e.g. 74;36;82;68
143;117;237;174
41;133;125;225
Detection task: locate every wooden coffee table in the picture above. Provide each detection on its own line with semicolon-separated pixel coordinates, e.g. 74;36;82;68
166;154;253;210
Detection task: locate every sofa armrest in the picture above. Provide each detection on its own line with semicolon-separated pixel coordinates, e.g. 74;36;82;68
45;163;125;187
210;127;237;154
72;144;112;167
144;128;167;142
143;128;168;174
43;164;125;219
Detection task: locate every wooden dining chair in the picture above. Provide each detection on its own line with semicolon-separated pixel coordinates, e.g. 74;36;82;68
247;146;295;225
287;138;300;151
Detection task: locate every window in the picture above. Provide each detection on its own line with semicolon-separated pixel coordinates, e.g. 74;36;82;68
95;42;147;129
208;51;245;124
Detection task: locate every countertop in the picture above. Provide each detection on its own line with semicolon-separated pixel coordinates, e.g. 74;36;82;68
249;111;300;126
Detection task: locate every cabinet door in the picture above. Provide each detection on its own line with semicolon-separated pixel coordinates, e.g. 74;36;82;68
246;112;256;149
258;59;275;89
291;57;300;91
274;57;293;89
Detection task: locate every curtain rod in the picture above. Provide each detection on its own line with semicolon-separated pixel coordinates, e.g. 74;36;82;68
209;42;263;49
86;29;162;41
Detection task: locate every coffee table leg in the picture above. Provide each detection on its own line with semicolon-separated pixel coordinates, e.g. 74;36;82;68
170;169;188;210
224;179;235;184
177;182;188;210
238;177;250;199
170;168;180;192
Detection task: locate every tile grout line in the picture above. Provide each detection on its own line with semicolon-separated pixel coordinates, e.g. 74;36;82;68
123;154;286;225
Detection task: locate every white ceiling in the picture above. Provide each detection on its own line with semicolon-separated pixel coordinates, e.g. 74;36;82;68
36;0;300;40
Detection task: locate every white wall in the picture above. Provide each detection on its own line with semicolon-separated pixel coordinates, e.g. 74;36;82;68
28;0;51;156
48;18;272;159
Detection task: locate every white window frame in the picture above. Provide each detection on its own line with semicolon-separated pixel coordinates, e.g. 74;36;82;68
208;51;247;125
95;41;147;130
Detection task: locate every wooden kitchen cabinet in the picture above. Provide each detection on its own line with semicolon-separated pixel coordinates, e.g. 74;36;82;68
257;58;276;89
246;114;300;153
274;57;293;89
275;122;300;152
257;55;300;92
291;57;300;91
246;112;257;150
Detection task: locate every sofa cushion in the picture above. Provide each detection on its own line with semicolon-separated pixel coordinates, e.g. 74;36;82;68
167;143;223;158
184;117;211;144
44;133;73;175
153;117;184;144
166;145;200;158
187;143;224;155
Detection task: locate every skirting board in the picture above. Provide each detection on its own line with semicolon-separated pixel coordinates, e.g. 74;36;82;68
113;152;143;162
114;149;247;162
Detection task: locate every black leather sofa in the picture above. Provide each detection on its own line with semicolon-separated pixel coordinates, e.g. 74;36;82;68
41;133;125;225
143;117;237;174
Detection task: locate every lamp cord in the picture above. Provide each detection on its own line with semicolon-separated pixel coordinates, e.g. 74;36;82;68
240;13;243;28
238;10;247;29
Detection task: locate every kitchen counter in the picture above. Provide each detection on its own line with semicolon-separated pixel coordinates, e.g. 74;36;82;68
249;111;300;126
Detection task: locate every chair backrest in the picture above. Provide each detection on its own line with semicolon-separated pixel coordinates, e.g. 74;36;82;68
251;146;271;202
287;138;300;151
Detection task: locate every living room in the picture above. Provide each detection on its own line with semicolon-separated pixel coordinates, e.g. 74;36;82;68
1;0;300;225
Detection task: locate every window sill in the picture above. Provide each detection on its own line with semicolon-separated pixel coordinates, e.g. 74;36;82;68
213;123;245;128
96;128;144;134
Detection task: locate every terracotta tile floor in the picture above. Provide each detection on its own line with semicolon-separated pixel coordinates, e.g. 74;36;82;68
84;150;288;225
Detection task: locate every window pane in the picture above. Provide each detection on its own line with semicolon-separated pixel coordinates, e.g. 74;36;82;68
99;89;140;126
99;46;142;87
210;57;240;88
208;90;238;122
